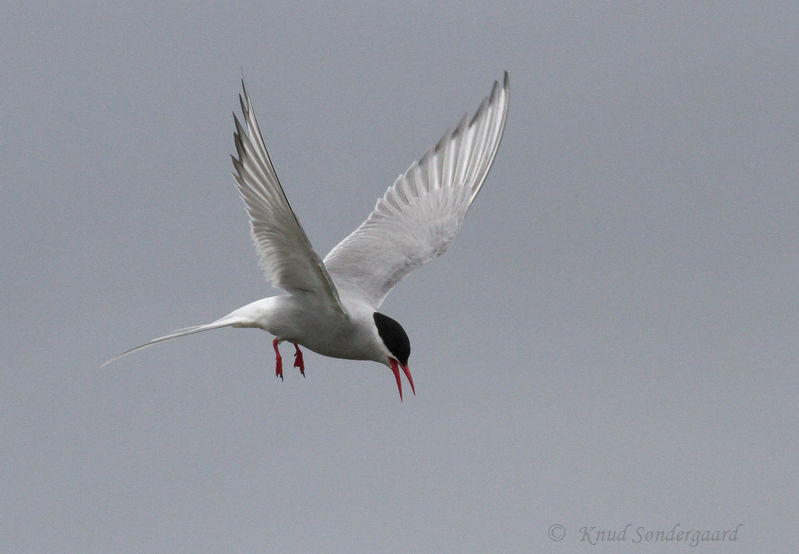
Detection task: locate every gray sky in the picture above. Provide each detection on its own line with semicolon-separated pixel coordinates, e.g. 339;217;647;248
3;2;798;552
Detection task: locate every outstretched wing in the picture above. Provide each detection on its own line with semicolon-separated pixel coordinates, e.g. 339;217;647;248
232;80;345;314
323;72;509;309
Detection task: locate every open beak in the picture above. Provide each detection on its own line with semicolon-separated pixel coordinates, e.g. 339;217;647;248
389;358;415;401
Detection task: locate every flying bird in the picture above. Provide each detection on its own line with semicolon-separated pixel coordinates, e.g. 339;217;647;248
104;72;510;400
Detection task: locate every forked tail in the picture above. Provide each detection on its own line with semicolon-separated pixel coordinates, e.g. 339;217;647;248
102;314;248;367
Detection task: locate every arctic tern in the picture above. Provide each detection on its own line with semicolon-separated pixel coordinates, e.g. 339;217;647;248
104;72;510;400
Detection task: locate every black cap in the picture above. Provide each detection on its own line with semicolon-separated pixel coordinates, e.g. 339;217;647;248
373;312;410;366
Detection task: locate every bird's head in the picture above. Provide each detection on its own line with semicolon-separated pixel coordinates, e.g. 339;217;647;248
373;312;414;401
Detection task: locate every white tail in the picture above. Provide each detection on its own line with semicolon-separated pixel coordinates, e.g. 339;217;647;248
102;314;248;367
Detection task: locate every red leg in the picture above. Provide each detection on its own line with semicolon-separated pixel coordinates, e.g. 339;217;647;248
272;338;283;381
293;343;305;377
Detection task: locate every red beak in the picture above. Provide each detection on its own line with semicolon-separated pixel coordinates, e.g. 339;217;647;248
389;358;415;401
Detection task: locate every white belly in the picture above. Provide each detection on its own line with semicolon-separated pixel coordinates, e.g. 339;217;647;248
231;295;383;362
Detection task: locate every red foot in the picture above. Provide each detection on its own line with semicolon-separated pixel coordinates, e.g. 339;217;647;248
293;343;305;377
273;338;283;381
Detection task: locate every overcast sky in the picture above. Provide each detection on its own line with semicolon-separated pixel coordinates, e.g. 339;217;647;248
3;2;798;552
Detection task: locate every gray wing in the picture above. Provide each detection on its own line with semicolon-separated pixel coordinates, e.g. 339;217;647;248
323;72;509;309
232;80;345;313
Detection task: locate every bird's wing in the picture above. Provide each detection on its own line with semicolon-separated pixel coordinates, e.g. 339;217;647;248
323;72;509;309
232;80;345;314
